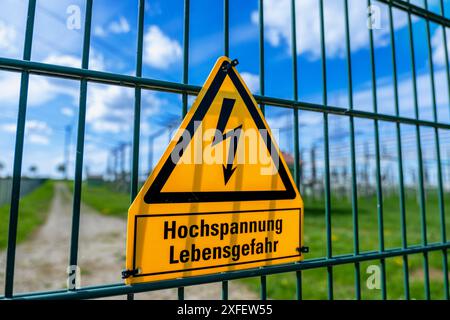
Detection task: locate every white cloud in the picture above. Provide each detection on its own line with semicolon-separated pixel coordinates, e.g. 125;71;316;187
86;85;133;133
0;19;17;54
28;77;72;106
86;84;166;134
94;17;130;38
1;123;16;133
0;69;78;110
26;120;52;134
109;17;130;34
241;72;260;94
28;134;50;145
94;26;106;37
143;25;182;69
91;120;127;134
252;0;408;60
61;107;74;117
0;73;75;106
1;120;52;145
88;51;106;71
0;52;104;110
30;76;80;106
83;142;109;174
0;72;20;104
43;54;81;68
432;27;450;67
266;113;291;131
43;51;105;71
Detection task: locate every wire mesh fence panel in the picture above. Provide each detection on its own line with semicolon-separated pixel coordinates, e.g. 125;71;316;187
0;0;448;300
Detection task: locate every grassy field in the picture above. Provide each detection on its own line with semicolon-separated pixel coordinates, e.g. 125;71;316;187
0;180;54;249
242;189;450;300
69;182;130;217
72;181;449;299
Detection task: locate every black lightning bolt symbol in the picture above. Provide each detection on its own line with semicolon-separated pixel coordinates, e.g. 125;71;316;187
211;98;242;185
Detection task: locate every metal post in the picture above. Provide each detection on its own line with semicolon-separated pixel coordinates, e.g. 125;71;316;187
69;0;93;291
290;0;302;301
224;0;229;57
177;0;190;300
388;0;410;300
367;0;387;300
127;0;146;301
425;0;448;300
406;0;430;300
258;0;267;299
319;0;333;300
4;0;37;298
344;0;361;300
439;0;450;300
258;0;265;115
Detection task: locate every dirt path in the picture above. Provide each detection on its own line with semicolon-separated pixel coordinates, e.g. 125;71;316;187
0;183;257;299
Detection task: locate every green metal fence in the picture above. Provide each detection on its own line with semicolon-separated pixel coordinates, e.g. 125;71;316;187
0;0;449;300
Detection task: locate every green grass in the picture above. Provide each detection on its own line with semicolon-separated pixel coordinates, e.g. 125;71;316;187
69;181;449;299
0;180;54;249
70;182;130;217
242;188;450;300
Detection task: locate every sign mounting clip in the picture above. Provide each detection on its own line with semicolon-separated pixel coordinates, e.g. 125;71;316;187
221;58;239;73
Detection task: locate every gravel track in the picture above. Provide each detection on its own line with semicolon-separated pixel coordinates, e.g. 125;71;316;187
0;183;257;299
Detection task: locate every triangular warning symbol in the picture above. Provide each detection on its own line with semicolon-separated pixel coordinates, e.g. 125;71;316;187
125;57;304;285
141;57;298;204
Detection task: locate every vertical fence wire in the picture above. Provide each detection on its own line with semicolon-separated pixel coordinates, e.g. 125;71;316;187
318;0;333;300
258;0;265;116
222;279;228;300
343;0;361;300
222;0;229;301
224;0;229;57
388;0;410;300
177;0;191;301
424;0;449;300
438;0;450;301
440;0;450;117
131;0;145;205
68;0;93;292
4;0;37;298
406;0;431;300
290;0;302;300
260;273;267;300
127;0;146;301
258;0;267;300
367;0;387;300
182;0;190;117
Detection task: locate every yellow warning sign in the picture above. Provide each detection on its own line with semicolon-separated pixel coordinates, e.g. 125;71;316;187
124;57;304;284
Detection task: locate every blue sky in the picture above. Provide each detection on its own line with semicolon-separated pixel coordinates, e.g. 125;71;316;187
0;0;449;190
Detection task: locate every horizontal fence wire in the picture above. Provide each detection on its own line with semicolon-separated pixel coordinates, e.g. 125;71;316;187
2;244;449;300
0;57;448;130
1;0;449;300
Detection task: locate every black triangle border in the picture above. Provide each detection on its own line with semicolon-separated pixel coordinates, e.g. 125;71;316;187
144;60;297;204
